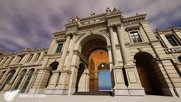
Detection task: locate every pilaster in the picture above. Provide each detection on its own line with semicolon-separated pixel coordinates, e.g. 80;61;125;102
124;64;145;96
58;35;71;70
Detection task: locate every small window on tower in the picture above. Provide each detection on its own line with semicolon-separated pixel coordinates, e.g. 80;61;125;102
130;31;142;43
56;43;63;53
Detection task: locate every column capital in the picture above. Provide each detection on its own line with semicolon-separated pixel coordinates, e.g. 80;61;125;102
108;23;122;28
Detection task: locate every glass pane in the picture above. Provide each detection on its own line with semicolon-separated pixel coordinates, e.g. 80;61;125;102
98;70;112;91
0;70;15;91
56;44;62;53
14;72;26;90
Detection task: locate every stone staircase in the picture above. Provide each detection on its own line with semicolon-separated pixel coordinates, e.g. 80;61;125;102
73;91;112;96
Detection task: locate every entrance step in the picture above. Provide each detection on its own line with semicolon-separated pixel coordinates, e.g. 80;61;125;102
73;91;112;96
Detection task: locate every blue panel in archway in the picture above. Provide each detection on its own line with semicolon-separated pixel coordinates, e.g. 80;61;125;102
98;70;112;91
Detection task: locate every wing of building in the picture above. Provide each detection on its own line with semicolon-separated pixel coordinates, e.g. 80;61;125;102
0;8;181;97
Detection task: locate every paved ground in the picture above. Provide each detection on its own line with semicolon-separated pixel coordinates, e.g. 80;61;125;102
0;93;181;102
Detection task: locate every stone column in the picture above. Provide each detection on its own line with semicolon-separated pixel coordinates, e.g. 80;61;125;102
30;53;38;64
20;55;26;64
11;56;18;64
58;35;71;70
37;52;45;64
22;54;31;64
109;27;119;65
3;56;13;66
109;26;129;95
117;25;145;96
64;35;76;69
0;57;8;65
116;25;129;65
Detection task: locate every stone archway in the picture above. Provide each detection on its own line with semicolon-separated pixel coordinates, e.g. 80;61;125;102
134;51;165;95
72;33;113;95
88;50;110;92
79;36;112;93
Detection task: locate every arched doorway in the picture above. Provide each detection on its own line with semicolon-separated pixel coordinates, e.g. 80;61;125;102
88;50;111;92
80;38;112;92
134;51;164;95
74;34;112;95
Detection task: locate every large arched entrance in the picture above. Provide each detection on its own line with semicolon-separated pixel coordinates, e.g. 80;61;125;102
134;52;165;95
89;50;111;92
77;37;112;94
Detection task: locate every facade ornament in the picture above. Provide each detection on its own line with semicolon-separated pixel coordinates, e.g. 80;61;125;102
74;16;80;22
112;7;118;12
69;18;74;23
68;16;80;23
91;12;96;16
106;7;111;13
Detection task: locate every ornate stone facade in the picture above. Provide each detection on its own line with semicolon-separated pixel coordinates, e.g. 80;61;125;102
0;8;181;97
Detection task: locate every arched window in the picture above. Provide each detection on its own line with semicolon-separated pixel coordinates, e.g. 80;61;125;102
13;70;26;90
178;56;181;62
0;70;15;91
21;69;34;93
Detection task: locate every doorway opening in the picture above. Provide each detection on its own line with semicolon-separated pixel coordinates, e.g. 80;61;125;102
134;51;164;95
88;50;112;94
75;38;112;95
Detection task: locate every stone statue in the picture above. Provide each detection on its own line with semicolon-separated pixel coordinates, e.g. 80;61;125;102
112;7;120;12
106;7;111;13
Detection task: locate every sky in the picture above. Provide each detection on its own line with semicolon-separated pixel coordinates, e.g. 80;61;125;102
0;0;181;52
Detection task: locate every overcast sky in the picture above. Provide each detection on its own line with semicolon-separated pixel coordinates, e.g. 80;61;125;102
0;0;181;52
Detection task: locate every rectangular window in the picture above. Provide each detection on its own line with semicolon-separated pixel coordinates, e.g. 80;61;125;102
165;34;181;46
55;43;63;53
130;31;142;43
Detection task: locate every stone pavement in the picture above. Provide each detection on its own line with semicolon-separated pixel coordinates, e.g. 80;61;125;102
0;93;181;102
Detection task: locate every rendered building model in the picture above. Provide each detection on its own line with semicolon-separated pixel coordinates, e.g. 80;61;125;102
0;8;181;97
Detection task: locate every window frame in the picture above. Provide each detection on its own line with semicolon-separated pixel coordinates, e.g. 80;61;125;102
128;30;143;43
55;43;63;53
165;34;181;46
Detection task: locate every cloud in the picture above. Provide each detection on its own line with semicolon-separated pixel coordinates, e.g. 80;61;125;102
0;0;180;52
